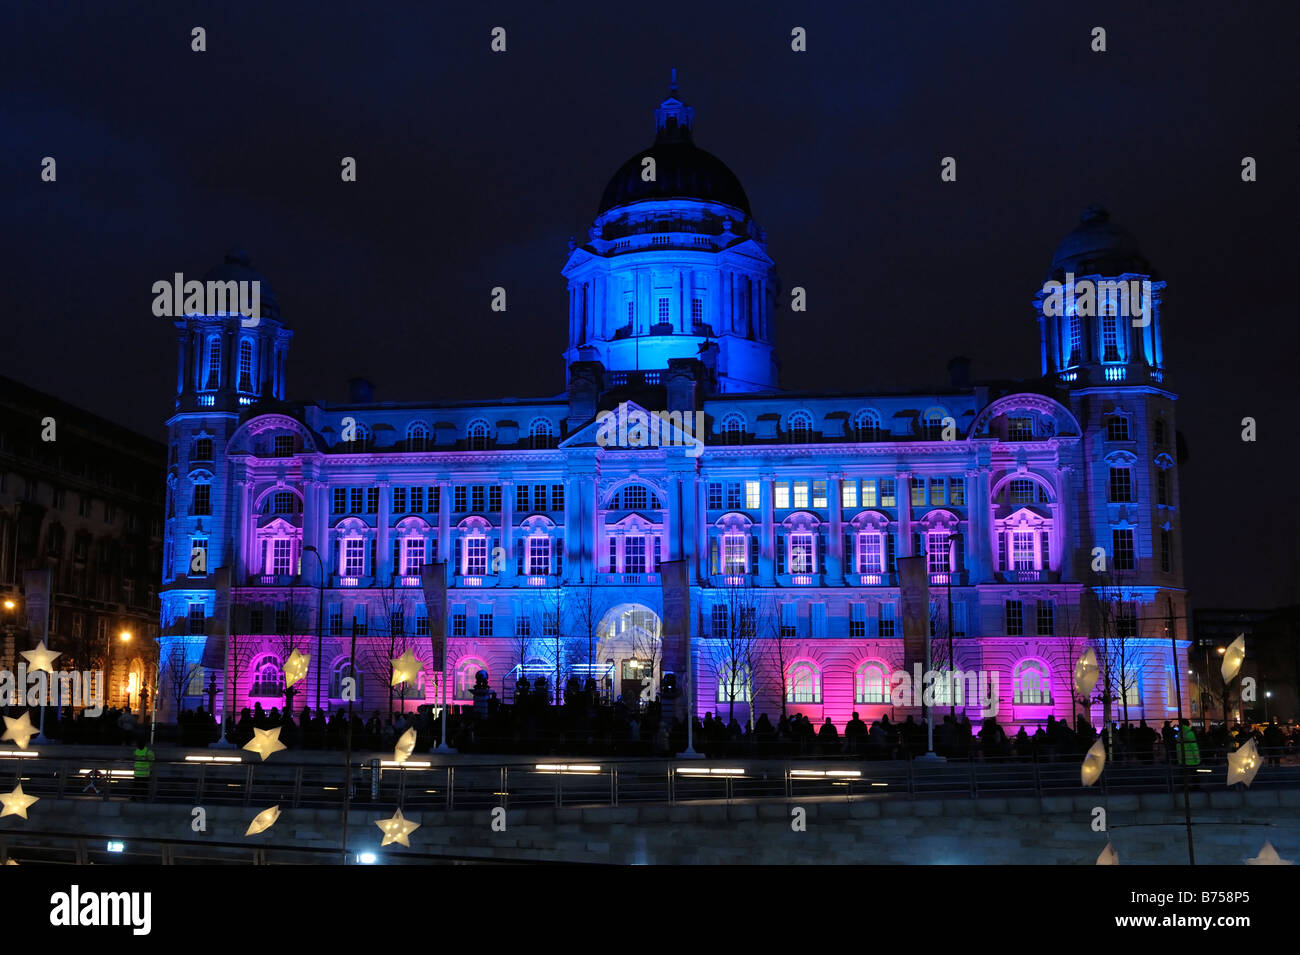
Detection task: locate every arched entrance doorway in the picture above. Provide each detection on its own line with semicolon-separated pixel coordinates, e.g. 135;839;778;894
597;604;661;706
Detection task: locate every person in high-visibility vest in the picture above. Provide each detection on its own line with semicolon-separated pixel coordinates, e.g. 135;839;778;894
1176;719;1201;767
132;741;155;800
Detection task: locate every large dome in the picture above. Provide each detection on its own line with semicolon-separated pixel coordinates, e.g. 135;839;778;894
596;78;750;217
1048;205;1155;280
598;140;750;216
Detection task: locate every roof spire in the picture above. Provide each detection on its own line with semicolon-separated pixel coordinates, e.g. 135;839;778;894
654;70;693;143
670;67;678;95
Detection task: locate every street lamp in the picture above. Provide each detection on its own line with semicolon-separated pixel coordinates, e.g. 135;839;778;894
118;630;132;710
1265;690;1272;724
303;545;326;711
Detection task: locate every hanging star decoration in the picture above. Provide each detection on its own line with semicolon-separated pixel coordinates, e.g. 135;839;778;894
391;649;420;687
1073;648;1099;702
245;805;281;836
0;784;38;820
1096;842;1118;865
284;649;310;689
1081;737;1107;786
375;808;420;847
4;859;17;865
1;712;38;750
1220;633;1246;682
20;641;61;673
243;726;287;761
1246;842;1294;865
1226;738;1261;788
393;727;417;765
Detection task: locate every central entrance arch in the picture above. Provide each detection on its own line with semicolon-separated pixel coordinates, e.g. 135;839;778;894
596;603;661;705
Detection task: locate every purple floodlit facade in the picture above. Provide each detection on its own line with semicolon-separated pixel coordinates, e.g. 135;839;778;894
158;82;1190;732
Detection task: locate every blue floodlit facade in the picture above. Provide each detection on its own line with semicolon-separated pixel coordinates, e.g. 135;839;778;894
159;81;1189;729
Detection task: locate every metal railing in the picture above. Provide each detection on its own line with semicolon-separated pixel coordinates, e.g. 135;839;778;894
4;751;1296;813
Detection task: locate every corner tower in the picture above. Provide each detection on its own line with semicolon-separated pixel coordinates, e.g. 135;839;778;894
562;75;779;393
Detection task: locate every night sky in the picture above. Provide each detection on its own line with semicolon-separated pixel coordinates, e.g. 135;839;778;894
3;1;1297;609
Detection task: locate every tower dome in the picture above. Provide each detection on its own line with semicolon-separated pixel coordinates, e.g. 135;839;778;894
202;247;281;319
1048;205;1156;281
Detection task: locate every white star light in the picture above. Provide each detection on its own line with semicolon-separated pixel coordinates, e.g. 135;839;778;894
393;727;417;764
0;784;38;820
391;649;420;687
245;805;281;836
1081;738;1106;786
1226;738;1261;788
1246;842;1294;865
1096;842;1118;865
243;726;287;761
284;649;310;689
20;641;60;674
375;808;420;847
1;712;39;750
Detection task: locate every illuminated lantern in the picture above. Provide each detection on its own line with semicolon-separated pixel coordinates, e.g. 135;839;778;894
391;649;420;687
284;649;310;689
1226;738;1261;788
245;805;281;836
1220;634;1246;682
1081;738;1106;786
375;808;420;847
1073;649;1099;701
0;784;38;820
243;726;287;761
393;727;417;765
1246;842;1293;865
1;712;38;750
1096;842;1118;865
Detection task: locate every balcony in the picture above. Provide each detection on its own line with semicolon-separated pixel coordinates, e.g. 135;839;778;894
854;573;896;587
998;569;1058;584
399;575;422;587
599;573;659;585
254;574;296;587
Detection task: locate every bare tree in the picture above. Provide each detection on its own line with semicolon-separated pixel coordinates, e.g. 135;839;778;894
163;642;193;718
710;578;762;726
565;580;606;694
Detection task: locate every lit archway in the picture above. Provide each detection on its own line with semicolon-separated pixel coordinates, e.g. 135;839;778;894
596;603;662;704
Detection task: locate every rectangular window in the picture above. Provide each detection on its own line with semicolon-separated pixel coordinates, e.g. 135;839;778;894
793;480;809;509
790;533;814;574
707;482;723;510
625;536;647;574
416;613;430;637
188;603;206;636
723;533;747;574
949;476;965;506
271;539;293;575
1036;600;1054;636
1109;467;1133;503
1157;470;1170;506
857;532;883;574
452;612;467;637
1106;417;1130;442
403;538;425;576
273;435;294;457
849;602;866;638
276;605;291;635
515;616;531;637
410;486;424;513
478;610;493;637
910;480;926;507
861;480;878;508
739;480;758;510
392;487;407;514
551;484;564;511
691;298;703;324
1102;314;1120;362
726;482;743;510
711;605;729;639
1012;531;1036;571
1006;599;1024;636
454;486;467;512
516;484;529;512
192;484;211;515
879;603;896;637
928;477;946;507
350;487;363;513
465;537;488;575
354;604;368;636
1154;419;1167;446
189;538;207;576
658;298;669;323
1010;479;1035;505
927;531;950;574
534;484;548;510
431;486;440;512
1112;528;1136;571
952;602;967;637
780;602;797;638
1160;528;1172;573
812;480;827;509
527;536;551;576
490;486;503;512
329;607;343;637
774;481;790;509
880;479;896;508
343;539;366;576
842;480;857;508
366;487;378;513
470;485;485;513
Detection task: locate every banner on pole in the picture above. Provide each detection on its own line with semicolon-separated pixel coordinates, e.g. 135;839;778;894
660;559;689;678
421;561;448;669
898;555;930;667
200;566;230;670
22;569;51;639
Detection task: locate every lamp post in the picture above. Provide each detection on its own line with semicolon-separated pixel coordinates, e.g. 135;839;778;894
1265;690;1272;723
1217;645;1228;725
303;545;326;712
118;630;132;710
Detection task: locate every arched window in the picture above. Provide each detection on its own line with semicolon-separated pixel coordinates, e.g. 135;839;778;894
529;418;553;449
456;659;488;698
1013;660;1052;705
716;665;752;703
249;655;283;698
852;409;882;442
467;420;491;451
721;413;745;446
787;411;815;444
921;407;948;440
237;339;255;392
343;422;373;450
786;661;822;704
614;483;659;510
855;662;890;704
406;422;431;452
329;657;363;700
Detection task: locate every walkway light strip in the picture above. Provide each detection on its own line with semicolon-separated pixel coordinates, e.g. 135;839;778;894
185;755;241;763
677;767;744;776
789;769;862;778
535;764;601;773
0;750;39;759
380;760;432;769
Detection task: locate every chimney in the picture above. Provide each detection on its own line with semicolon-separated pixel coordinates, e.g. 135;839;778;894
348;377;374;403
567;360;603;428
665;358;702;415
947;356;971;389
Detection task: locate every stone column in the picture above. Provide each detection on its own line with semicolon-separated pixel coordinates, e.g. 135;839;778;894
666;475;681;562
234;476;251;579
501;480;515;583
828;473;844;585
437;480;452;576
694;477;708;584
760;472;775;586
376;482;391;585
897;472;913;557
